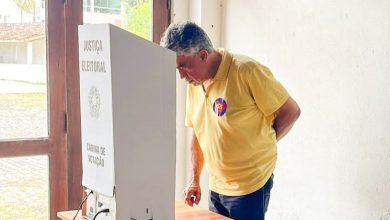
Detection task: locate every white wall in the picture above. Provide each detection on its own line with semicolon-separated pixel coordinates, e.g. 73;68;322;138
222;0;390;219
171;0;192;204
0;42;27;64
32;39;46;64
172;0;223;208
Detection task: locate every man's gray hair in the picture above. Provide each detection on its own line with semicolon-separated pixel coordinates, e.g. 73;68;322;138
160;21;214;55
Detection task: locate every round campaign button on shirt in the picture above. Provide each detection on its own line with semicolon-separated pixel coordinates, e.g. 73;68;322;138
212;98;227;117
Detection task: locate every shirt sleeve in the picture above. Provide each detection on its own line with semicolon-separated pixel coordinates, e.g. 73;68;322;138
244;62;290;116
185;84;194;128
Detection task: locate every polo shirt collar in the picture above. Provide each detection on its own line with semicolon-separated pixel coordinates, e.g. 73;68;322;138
213;48;232;81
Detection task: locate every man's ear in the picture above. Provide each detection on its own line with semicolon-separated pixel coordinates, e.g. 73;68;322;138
199;49;208;62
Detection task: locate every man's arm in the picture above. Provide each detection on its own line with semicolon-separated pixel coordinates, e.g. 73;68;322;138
273;97;301;141
184;130;204;206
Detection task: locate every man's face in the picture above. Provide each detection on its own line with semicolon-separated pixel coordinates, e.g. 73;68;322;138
176;51;207;86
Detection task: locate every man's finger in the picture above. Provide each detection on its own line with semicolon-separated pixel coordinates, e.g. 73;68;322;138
194;191;201;205
184;191;194;206
185;197;194;206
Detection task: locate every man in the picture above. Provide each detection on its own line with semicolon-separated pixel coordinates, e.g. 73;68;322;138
161;21;301;220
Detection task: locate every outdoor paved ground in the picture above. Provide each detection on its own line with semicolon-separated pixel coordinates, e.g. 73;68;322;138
0;156;48;220
0;80;49;220
0;92;47;140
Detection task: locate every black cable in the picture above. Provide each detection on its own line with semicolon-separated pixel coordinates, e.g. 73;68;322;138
72;190;93;220
93;208;110;220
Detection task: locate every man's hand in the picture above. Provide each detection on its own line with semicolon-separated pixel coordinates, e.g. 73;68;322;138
184;185;201;207
183;131;204;207
273;97;301;141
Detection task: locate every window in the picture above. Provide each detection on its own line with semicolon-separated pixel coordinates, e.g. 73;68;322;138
83;0;121;15
83;0;154;41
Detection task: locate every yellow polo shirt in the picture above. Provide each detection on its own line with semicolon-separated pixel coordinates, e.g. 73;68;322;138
185;49;289;196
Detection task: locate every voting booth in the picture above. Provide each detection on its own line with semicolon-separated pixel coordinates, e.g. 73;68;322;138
78;24;176;220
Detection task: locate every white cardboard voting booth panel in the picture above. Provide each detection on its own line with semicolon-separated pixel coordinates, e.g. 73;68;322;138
79;23;176;220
